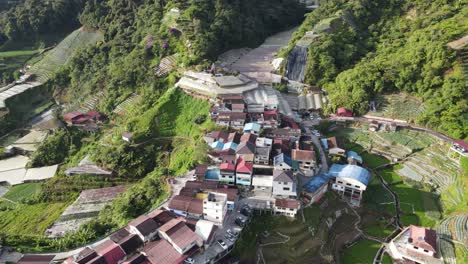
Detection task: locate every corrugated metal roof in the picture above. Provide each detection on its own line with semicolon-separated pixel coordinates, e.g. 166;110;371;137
328;164;371;186
303;173;333;193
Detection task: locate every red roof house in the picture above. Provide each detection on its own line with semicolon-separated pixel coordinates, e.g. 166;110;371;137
97;240;126;264
236;158;253;174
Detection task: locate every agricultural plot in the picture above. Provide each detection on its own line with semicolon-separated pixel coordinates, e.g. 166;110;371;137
0;49;39;75
399;142;458;192
363;176;396;215
378;129;434;152
0;183;41;203
368;93;425;122
436;214;468;264
390;181;440;227
46;185;128;237
28;28;103;82
0;202;69;235
342;239;381;264
335;127;413;160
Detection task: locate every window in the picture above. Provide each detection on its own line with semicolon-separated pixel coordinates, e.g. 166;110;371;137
346;183;351;186
337;181;343;184
355;185;360;189
204;201;207;204
216;216;219;219
283;187;290;191
424;250;429;253
413;246;419;250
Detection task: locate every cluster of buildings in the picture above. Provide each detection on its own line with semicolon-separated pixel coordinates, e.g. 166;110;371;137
63;111;108;133
60;209;204;264
60;178;240;264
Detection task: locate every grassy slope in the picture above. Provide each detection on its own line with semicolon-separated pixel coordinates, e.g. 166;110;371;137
342;239;381;264
1;183;41;202
0;202;68;235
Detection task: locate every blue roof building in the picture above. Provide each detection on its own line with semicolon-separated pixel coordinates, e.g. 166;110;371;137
223;142;238;151
347;151;363;164
303;173;334;194
205;169;220;181
211;141;224;150
328;164;371;187
243;122;261;134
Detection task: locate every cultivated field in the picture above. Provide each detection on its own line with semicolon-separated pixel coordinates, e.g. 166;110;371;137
28;28;103;82
368;93;425;122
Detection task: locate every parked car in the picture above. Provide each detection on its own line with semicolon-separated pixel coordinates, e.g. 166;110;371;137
218;239;228;250
225;233;236;242
235;216;247;227
227;229;239;238
240;206;252;216
184;258;195;264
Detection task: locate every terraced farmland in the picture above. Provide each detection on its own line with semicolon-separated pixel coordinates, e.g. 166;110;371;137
368;93;425;122
28;28;103;82
436;214;468;264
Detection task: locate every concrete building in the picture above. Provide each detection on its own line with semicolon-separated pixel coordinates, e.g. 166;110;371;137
272;170;297;198
219;160;236;185
273;199;300;218
292;141;316;176
202;192;228;224
329;164;371;207
252;173;274;193
254;146;271;165
236;158;253;186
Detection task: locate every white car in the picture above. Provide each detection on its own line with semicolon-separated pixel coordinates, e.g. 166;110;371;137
184;258;195;264
218;239;228;250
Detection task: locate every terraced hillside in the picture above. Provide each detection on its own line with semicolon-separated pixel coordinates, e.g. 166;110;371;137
28;28;103;82
436;214;468;264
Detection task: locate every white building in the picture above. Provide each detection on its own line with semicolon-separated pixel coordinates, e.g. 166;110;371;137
273;198;300;218
252;174;273;193
329;164;371;207
272;170;297;198
388;225;442;264
203;192;228;224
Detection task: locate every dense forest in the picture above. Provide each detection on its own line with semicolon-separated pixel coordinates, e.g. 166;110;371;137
284;0;467;139
0;0;84;46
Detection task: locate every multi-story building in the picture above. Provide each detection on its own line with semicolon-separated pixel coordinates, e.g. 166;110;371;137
329;164;371;207
272;170;297;198
388;225;442;264
202;192;228;224
255;146;271;165
292;141;316;176
273;198;300;218
236;158;253;186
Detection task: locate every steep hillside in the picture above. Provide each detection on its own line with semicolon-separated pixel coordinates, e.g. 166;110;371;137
283;0;467;139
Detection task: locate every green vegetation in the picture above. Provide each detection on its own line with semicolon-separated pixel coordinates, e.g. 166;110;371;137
29;129;87;168
369;93;425;123
0;0;84;45
342;239;381;264
0;203;69;235
381;253;393;264
285;0;467;139
361;152;389;168
28;28;103;82
0;183;42;204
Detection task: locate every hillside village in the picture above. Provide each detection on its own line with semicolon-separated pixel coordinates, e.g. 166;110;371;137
0;1;466;264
